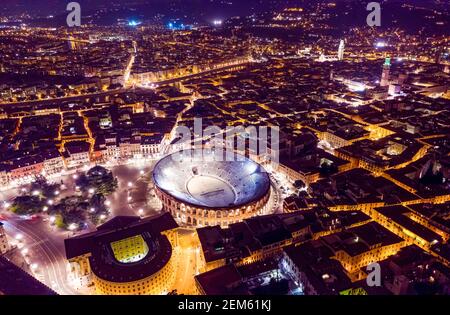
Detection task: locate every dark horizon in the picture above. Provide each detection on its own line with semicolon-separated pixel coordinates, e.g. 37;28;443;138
1;0;448;36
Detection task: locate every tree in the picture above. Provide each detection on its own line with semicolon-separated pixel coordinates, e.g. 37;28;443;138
88;194;109;225
96;176;118;195
84;166;118;196
294;180;306;190
10;196;43;215
90;193;106;211
52;196;87;231
54;214;65;229
75;174;90;190
31;175;59;199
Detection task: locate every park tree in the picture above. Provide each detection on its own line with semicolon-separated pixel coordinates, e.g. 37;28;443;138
10;196;43;215
31;175;60;199
85;166;118;195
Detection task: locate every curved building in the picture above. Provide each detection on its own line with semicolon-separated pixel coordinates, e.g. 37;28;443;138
64;213;179;295
153;150;271;227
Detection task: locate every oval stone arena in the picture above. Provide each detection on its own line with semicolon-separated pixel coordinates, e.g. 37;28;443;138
152;150;271;227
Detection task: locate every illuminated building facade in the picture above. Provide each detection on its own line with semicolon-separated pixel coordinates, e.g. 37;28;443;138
131;56;251;86
196;210;373;273
153;150;271;228
64;213;179;295
0;222;10;254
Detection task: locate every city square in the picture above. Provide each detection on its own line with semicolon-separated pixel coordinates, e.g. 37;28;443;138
0;0;449;301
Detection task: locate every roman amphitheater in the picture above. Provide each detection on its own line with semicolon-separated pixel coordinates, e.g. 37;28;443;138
152;150;272;227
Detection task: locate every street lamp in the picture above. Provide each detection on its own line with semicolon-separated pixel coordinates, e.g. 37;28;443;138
32;190;41;196
138;209;144;217
88;188;95;194
47;199;54;205
15;234;23;241
68;223;77;231
49;216;56;224
42;206;49;212
127;182;133;188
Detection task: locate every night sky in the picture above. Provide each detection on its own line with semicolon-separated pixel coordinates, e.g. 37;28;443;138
0;0;448;34
1;0;292;17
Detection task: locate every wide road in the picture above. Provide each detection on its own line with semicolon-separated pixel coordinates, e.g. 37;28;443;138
0;162;158;295
0;59;252;109
137;61;253;87
2;213;78;295
171;229;201;295
0;89;126;107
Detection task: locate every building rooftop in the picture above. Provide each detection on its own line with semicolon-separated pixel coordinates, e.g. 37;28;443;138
284;243;352;295
322;221;404;257
195;264;250;295
375;206;443;243
64;213;178;283
0;256;57;295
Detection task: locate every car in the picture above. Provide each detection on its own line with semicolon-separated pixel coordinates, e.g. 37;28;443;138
29;214;41;222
